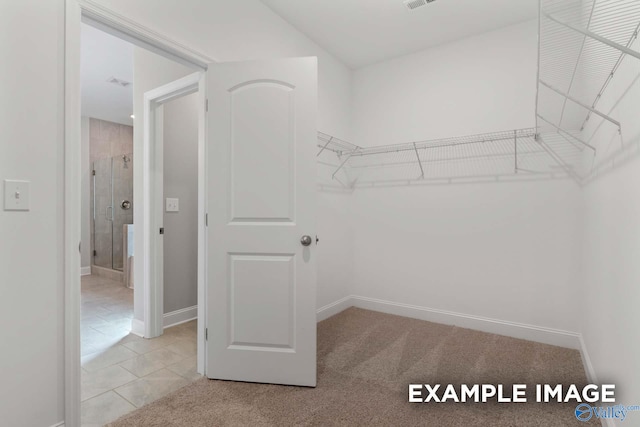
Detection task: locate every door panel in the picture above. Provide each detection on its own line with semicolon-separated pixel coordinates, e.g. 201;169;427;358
229;253;294;349
230;81;295;223
207;57;317;387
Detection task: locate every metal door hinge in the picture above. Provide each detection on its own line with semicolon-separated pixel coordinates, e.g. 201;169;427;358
205;213;208;226
92;170;96;176
159;227;164;235
205;328;208;340
206;99;209;112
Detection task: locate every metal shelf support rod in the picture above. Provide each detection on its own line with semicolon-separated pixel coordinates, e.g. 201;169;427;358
317;136;333;157
332;149;358;179
538;79;621;128
413;142;424;179
514;130;518;174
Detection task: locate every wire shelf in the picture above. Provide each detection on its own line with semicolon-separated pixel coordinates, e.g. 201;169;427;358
319;0;640;189
537;0;640;181
317;128;568;189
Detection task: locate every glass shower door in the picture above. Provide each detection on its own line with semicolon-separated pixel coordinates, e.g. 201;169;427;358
93;157;113;269
92;153;134;271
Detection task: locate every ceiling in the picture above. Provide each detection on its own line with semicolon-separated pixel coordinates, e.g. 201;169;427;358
81;24;134;125
261;0;538;69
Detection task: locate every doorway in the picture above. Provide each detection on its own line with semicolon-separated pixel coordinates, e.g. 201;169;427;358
73;9;209;426
67;4;319;426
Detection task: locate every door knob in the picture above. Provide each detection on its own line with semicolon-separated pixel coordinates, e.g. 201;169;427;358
300;235;312;246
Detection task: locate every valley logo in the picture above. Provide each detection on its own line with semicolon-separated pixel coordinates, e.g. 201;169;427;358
575;403;640;423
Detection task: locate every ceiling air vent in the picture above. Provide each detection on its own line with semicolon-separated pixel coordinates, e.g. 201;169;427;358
106;76;131;87
404;0;436;11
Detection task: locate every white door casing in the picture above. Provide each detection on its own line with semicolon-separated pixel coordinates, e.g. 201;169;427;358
207;57;318;386
142;72;202;340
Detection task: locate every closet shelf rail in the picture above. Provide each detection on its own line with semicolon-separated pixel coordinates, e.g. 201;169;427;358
317;128;569;188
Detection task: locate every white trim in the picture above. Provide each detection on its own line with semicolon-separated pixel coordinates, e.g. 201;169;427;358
80;266;91;276
196;61;208;377
579;335;598;383
141;71;207;378
316;296;352;322
164;305;198;329
49;422;65;427
142;72;202;340
64;1;82;427
351;296;581;349
130;318;145;338
577;338;613;427
318;296;582;349
78;0;215;70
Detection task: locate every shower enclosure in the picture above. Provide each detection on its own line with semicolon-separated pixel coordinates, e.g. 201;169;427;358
93;153;133;271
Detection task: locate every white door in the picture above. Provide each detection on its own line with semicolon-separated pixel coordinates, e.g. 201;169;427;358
207;58;318;386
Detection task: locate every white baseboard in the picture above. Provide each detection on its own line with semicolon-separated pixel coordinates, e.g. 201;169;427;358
351;296;581;349
318;295;581;349
579;334;598;383
49;422;65;427
80;266;91;276
578;338;613;427
316;296;351;322
164;305;197;329
131;318;145;337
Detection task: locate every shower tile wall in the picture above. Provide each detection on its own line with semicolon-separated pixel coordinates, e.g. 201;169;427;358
90;118;133;163
90;118;134;272
112;153;133;270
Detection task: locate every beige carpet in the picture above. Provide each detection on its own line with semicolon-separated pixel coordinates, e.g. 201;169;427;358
109;308;598;426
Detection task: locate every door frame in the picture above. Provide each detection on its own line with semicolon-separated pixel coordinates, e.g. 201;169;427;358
142;72;205;343
64;1;215;425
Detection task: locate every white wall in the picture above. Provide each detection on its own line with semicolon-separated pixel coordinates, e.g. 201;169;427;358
352;181;581;332
580;36;640;407
81;116;91;271
163;93;199;314
316;191;354;310
0;1;65;426
353;20;538;146
348;20;583;337
93;0;352;141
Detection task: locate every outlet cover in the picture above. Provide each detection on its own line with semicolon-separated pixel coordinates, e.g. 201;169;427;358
166;198;179;212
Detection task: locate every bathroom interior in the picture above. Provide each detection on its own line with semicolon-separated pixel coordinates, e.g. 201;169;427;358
80;22;137;358
81;22;135;288
90;122;134;286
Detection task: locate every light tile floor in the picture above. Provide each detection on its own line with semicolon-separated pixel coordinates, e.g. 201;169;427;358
81;275;200;427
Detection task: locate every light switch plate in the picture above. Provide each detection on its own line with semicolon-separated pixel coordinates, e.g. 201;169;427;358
166;198;179;212
4;180;30;211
